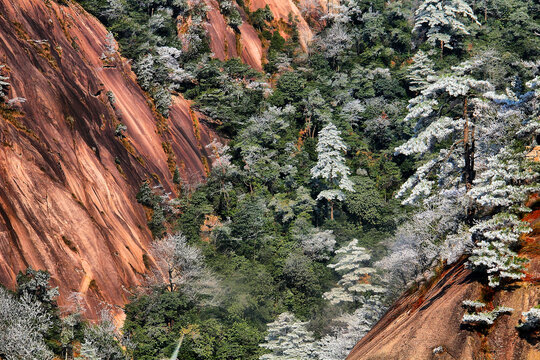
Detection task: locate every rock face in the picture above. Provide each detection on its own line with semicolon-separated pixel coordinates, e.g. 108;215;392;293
347;205;540;360
0;0;217;318
204;0;314;70
204;0;264;70
248;0;313;49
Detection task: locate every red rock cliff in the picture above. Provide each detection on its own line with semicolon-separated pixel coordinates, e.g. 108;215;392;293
0;0;217;317
204;0;314;70
347;203;540;360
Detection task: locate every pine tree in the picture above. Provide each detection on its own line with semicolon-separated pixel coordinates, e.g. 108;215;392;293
461;300;513;326
407;50;436;92
311;122;354;220
100;32;117;66
101;0;126;22
135;181;158;208
259;312;316;359
135;54;156;90
173;167;181;185
517;307;540;332
324;239;384;305
0;65;9;100
467;148;539;287
79;309;126;360
395;57;493;205
414;0;479;52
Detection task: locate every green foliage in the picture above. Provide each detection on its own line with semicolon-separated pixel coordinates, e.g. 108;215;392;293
345;176;386;226
173;167;181;185
269;31;286;54
123;291;197;360
75;0;540;358
148;205;166;238
177;191;213;241
249;5;274;30
136;181;158;208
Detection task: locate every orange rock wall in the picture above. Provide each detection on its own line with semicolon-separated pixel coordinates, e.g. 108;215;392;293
205;0;314;69
248;0;313;49
204;0;264;70
348;206;540;360
0;0;217;317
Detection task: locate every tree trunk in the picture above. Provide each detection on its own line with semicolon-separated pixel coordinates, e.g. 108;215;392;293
168;268;174;292
330;200;334;220
463;97;475;189
463;97;476;224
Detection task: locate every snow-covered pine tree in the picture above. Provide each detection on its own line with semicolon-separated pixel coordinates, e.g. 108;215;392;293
100;0;126;22
100;32;117;66
407;50;436;92
0;287;54;360
311;122;354;220
414;0;479;52
0;65;11;101
395;56;493;206
467;148;540;287
314;297;385;360
517;307;540;331
79;309;126;360
259;312;316;360
462;72;540;287
461;301;513;326
323;239;384;305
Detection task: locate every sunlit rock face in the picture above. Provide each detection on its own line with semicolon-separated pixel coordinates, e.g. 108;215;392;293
203;0;315;70
0;0;217;319
347;204;540;360
203;0;264;70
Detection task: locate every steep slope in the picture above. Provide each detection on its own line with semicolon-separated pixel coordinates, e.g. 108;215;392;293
0;0;217;317
204;0;264;70
204;0;314;70
248;0;313;49
348;204;540;360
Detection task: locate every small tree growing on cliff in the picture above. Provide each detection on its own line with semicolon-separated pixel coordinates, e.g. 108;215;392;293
0;65;9;100
100;32;117;66
311;122;354;220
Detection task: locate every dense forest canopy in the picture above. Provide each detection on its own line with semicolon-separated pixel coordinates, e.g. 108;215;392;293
1;0;540;359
